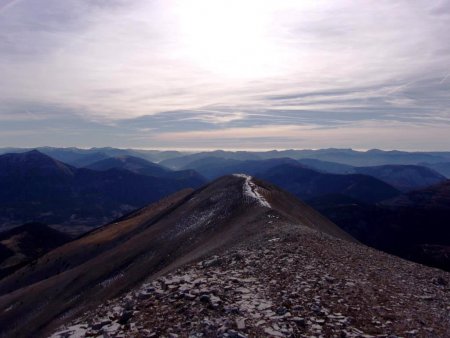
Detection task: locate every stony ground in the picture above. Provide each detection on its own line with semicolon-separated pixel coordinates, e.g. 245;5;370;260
50;223;450;338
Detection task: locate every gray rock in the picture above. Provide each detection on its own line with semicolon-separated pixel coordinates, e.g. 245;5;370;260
432;277;447;286
290;316;306;327
118;311;133;325
276;307;288;315
199;294;210;303
226;329;247;338
236;318;246;330
184;293;197;300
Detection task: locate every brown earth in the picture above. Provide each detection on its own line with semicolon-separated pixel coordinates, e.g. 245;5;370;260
0;175;352;337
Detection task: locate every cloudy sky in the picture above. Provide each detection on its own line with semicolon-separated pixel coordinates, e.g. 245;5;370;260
1;0;450;150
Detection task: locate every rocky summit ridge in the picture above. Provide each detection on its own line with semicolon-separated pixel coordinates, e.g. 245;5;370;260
51;219;450;338
0;175;449;337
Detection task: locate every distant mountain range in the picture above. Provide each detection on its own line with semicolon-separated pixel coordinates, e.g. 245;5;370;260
0;150;206;228
0;147;449;273
257;163;401;204
85;155;203;181
158;148;450;171
177;156;445;192
295;159;446;191
178;157;299;180
2;147;450;176
0;147;187;167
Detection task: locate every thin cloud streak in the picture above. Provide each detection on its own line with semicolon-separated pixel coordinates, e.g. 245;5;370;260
0;0;449;149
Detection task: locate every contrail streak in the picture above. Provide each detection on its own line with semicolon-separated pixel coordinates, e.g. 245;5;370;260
0;0;23;15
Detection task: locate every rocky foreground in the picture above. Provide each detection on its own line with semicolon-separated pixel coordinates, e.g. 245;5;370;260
51;221;450;338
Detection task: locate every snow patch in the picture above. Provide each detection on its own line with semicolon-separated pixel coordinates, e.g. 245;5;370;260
49;324;88;338
233;174;271;208
99;272;124;288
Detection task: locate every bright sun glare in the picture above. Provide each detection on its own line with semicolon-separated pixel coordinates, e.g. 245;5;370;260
174;0;286;79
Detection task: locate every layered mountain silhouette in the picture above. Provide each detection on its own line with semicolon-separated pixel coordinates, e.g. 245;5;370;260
353;165;445;191
178;157;299;180
1;149;449;274
86;155;171;176
3;147;450;169
296;159;446;191
297;158;355;174
180;156;445;192
0;176;448;337
175;155;444;194
0;147;185;167
0;150;206;228
157;148;450;169
86;155;204;181
421;161;450;178
257;163;400;204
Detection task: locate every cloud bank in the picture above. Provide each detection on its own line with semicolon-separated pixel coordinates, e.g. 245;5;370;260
0;0;449;149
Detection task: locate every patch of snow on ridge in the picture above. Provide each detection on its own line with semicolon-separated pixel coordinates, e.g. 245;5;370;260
233;174;271;208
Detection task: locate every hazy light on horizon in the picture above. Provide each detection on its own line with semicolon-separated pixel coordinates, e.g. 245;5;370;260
0;0;449;150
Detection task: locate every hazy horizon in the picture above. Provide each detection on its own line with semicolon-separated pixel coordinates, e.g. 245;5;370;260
2;145;450;153
1;0;450;150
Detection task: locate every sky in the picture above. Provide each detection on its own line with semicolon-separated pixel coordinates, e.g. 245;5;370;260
1;0;450;150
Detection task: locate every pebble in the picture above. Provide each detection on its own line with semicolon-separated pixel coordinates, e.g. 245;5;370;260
50;226;450;338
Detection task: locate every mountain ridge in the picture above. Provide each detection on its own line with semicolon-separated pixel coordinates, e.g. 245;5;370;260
0;150;206;228
0;175;353;337
258;163;400;204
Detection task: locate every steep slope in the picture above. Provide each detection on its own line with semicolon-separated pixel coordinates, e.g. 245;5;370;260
311;180;450;271
53;227;450;338
0;175;352;337
0;149;74;178
0;151;206;228
384;179;450;209
0;223;72;279
258;163;400;203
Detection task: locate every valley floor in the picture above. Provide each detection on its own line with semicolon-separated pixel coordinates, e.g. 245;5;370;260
51;223;450;338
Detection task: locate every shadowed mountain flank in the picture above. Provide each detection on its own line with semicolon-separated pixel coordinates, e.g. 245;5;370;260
0;150;206;228
0;223;71;279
